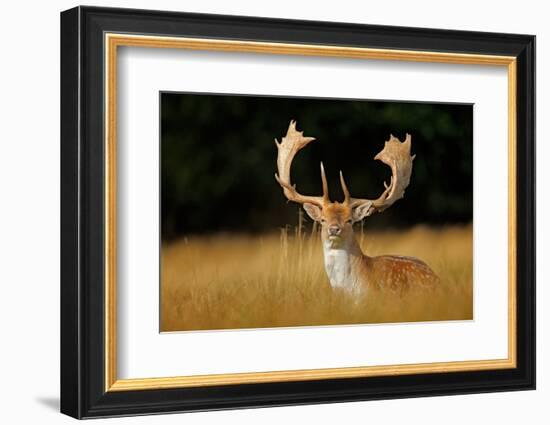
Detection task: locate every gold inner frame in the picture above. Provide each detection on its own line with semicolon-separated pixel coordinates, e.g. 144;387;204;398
104;33;517;392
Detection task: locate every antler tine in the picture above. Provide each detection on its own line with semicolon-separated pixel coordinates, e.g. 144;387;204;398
320;162;329;202
274;120;329;207
350;133;414;216
339;170;351;204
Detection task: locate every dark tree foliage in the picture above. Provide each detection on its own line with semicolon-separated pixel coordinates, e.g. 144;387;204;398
161;92;472;239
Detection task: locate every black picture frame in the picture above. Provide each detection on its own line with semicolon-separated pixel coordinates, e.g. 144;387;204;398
60;5;535;419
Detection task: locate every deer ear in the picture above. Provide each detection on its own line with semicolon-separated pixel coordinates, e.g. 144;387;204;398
352;202;373;222
303;203;322;222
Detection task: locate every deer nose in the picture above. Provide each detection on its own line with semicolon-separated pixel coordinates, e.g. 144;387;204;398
328;225;341;236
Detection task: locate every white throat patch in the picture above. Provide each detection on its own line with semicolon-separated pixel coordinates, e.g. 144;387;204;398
323;240;356;293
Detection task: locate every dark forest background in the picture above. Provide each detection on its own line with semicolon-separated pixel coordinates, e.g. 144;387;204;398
161;92;473;241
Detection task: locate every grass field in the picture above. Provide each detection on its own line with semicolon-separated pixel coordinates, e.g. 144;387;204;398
160;223;473;332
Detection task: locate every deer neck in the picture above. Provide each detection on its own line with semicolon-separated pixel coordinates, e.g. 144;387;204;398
321;233;367;293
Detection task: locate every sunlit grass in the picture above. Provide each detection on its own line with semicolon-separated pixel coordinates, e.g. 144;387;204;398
160;223;473;332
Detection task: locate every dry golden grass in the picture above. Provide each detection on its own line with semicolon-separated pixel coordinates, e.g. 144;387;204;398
161;223;473;332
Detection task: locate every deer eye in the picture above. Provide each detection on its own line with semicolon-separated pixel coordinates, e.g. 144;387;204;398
320;218;326;223
346;219;352;224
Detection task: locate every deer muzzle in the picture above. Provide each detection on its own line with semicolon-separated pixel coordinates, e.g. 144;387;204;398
328;225;342;237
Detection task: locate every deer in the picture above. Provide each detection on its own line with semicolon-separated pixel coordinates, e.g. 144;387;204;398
274;120;439;298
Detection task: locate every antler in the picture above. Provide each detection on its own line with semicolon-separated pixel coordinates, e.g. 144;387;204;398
341;134;415;216
275;120;329;207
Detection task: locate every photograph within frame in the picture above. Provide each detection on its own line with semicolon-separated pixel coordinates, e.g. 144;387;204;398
159;92;474;332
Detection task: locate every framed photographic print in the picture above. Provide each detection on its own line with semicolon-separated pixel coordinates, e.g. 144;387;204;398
60;6;535;419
